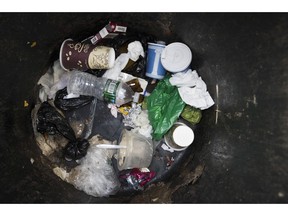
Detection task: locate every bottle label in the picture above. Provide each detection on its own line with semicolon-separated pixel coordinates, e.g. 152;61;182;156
103;79;120;104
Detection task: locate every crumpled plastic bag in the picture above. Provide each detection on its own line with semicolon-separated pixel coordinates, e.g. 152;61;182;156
52;135;119;197
37;101;76;141
147;76;186;140
63;138;90;161
70;145;120;197
181;105;202;124
119;168;156;191
36;101;91;161
54;87;94;111
31;103;68;158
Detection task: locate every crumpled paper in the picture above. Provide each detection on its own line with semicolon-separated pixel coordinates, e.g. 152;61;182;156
102;41;144;80
169;69;214;110
127;41;145;61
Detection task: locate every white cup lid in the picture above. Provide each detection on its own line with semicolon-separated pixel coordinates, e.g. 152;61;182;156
172;125;194;147
160;42;192;72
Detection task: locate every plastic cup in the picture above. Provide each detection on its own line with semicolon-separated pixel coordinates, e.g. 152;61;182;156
160;42;192;73
145;42;166;79
117;129;154;171
59;38;115;71
164;122;194;151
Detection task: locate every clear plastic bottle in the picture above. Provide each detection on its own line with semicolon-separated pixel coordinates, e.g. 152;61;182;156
67;72;136;106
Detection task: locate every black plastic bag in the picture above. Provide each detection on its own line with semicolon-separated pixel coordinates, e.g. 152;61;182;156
54;87;94;111
63;139;90;161
37;101;76;141
37;102;91;161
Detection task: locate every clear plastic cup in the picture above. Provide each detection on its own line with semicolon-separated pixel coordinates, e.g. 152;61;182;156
117;129;154;171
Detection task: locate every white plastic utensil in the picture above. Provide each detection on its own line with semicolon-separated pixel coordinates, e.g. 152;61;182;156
96;144;127;149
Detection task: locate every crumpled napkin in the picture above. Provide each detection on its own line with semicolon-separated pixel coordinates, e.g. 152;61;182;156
127;41;145;61
169;69;214;110
102;41;144;80
38;60;70;102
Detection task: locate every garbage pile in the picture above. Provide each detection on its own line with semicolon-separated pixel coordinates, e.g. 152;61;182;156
31;21;214;197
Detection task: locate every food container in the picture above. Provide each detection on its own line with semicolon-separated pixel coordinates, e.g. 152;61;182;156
164;122;194;151
117;129;154;171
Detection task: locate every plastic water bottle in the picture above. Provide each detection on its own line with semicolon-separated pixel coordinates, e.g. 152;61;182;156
67;72;137;106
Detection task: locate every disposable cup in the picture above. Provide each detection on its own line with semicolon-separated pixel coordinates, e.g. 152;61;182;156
59;38;115;71
145;42;166;79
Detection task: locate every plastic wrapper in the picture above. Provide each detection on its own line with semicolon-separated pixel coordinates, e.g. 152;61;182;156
119;168;156;190
36;101;76;141
66;97;97;140
70;145;120;197
90;99;124;141
54;86;97;140
181;105;202;124
147;76;186;140
122;103;152;139
54;87;94;111
121;56;146;78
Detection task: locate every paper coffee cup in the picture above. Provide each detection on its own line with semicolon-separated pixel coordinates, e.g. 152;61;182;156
145;42;166;79
59;38;115;71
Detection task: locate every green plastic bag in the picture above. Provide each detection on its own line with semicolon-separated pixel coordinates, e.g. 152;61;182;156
147;76;186;140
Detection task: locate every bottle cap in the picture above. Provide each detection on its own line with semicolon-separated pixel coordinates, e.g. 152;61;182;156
160;42;192;73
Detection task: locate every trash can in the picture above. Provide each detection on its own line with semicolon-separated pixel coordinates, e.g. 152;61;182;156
0;13;287;203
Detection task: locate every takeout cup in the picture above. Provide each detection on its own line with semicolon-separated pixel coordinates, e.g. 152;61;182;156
145;42;166;79
117;129;154;171
59;38;115;71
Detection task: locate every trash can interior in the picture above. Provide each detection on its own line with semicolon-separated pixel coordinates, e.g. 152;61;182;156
0;13;287;203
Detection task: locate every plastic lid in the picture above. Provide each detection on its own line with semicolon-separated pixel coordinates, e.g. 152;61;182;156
160;42;192;72
156;41;166;45
172;125;194;147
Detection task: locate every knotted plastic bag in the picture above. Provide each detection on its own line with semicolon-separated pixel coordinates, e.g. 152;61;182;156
146;76;186;140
